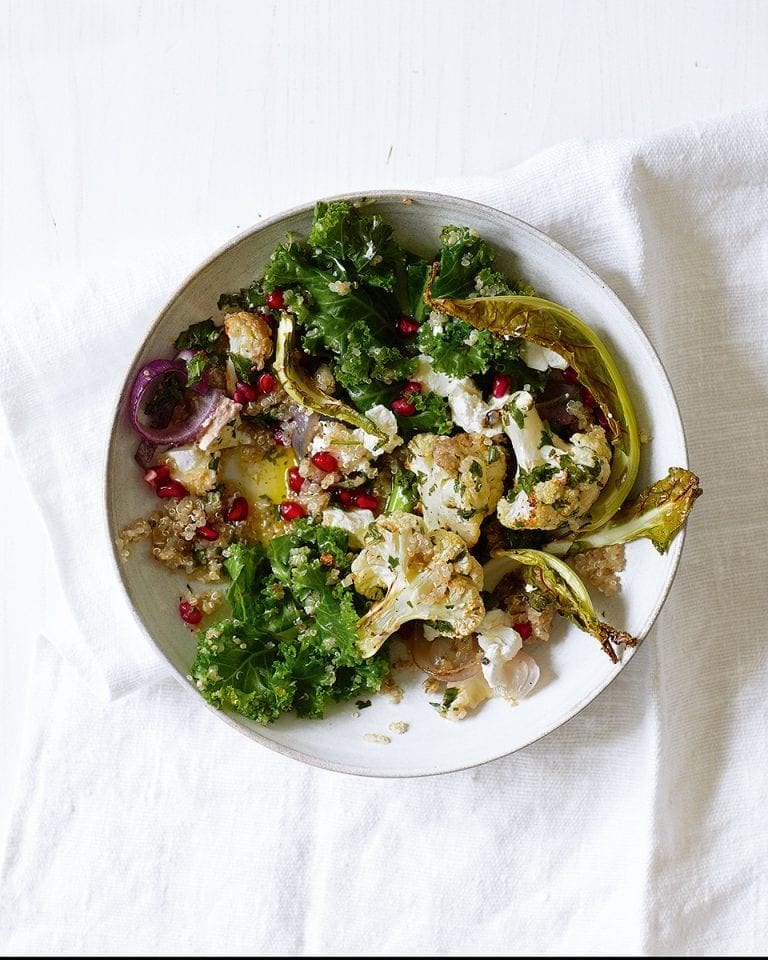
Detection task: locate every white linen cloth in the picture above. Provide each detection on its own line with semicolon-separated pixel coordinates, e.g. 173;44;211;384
2;110;767;955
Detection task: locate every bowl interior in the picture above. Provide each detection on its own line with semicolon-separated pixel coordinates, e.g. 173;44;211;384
106;192;687;777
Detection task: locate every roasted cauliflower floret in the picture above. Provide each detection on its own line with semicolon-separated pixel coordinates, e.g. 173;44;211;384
406;432;506;546
351;512;485;657
414;355;507;436
496;390;611;532
320;507;376;547
224;310;273;370
163;444;217;496
302;405;401;490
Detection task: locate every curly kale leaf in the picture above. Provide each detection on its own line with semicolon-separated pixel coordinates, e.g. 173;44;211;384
174;318;222;351
331;318;415;396
191;525;388;723
267;520;354;589
407;226;493;323
308;200;401;292
190;620;298;723
430;226;495;298
216;280;266;313
264;241;383;329
419;316;504;379
264;240;414;410
412;228;537;380
396;391;453;438
224;542;269;622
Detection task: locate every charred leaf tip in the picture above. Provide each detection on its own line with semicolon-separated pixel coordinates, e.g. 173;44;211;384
600;626;637;662
601;639;619;664
423;262;440;305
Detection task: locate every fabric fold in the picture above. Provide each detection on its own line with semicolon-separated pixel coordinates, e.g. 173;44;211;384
2;109;767;955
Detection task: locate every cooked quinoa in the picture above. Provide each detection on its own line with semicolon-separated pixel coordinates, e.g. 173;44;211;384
389;721;410;735
571;544;627;597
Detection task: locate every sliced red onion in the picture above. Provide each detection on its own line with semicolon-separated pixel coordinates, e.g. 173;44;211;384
289;405;320;458
134;438;158;469
535;378;583;430
411;629;482;683
502;651;540;700
129;358;221;447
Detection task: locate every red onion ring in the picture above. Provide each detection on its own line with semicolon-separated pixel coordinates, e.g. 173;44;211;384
289;405;320;458
134;438;158;469
129;358;221;447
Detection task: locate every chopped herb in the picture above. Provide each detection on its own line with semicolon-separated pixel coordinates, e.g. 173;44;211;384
439;687;459;715
217;280;266;313
517;464;557;494
229;352;252;381
507;404;525;429
186;352;209;386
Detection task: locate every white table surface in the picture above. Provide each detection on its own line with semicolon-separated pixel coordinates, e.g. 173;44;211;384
2;0;767;860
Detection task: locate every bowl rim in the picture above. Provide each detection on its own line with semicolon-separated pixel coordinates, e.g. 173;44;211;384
104;188;689;778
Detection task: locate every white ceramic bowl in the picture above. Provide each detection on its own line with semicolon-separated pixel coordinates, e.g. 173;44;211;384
106;191;688;777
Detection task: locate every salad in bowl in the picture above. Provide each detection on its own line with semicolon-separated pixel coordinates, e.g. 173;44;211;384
117;199;700;728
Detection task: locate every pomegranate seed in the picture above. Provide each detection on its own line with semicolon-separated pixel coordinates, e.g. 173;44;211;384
354;492;379;512
597;409;610;430
516;620;533;641
336;489;356;506
287;466;304;492
403;380;423;395
397;315;420;335
272;426;288;446
580;387;596;408
391;397;416;417
156;480;188;499
225;496;249;523
266;289;284;311
562;367;579;384
196;525;219;541
279;500;306;521
258;372;276;394
144;464;171;487
311;451;339;473
491;373;512;398
179;601;202;625
233;381;258;404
